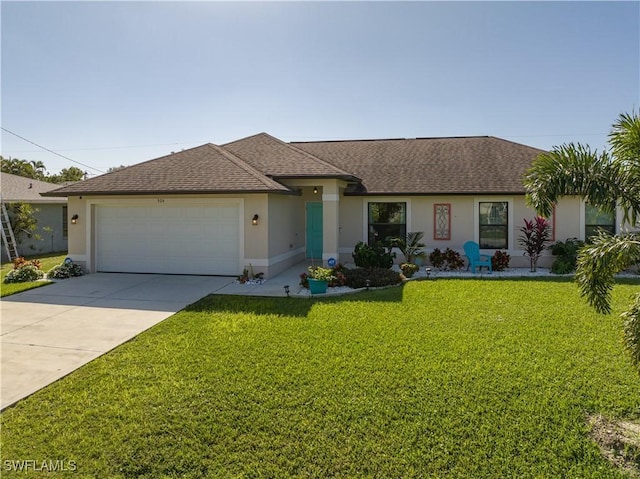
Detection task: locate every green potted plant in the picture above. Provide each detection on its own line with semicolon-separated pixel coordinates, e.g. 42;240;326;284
306;266;335;294
394;231;426;265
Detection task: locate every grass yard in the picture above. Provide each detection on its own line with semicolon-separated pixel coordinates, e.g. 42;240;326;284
0;252;67;297
1;279;639;478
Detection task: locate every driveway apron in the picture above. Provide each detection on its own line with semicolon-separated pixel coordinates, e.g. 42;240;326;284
1;273;231;410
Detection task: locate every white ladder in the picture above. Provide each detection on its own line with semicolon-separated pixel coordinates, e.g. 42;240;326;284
1;202;19;261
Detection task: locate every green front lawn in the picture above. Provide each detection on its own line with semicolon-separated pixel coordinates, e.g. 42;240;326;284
0;253;68;297
2;279;640;477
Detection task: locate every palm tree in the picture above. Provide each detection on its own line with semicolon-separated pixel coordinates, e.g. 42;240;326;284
523;111;640;372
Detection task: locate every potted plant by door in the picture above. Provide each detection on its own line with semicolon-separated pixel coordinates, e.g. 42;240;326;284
307;266;335;295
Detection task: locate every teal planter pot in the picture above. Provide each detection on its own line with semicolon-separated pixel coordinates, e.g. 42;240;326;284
308;278;328;295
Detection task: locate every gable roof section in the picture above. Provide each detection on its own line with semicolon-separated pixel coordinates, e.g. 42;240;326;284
224;132;360;181
0;172;67;203
44;143;292;196
292;136;545;195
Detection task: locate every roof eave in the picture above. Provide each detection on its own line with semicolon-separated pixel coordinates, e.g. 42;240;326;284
42;188;299;197
344;190;527;196
272;174;362;182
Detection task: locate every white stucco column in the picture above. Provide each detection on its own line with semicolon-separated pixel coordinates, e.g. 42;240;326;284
322;180;340;265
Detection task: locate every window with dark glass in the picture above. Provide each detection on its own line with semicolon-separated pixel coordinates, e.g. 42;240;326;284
368;202;406;244
62;206;68;239
479;202;508;249
585;204;615;238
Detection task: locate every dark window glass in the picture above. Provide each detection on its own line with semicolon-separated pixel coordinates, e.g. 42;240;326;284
479;202;508;249
585;204;615;238
368;202;406;244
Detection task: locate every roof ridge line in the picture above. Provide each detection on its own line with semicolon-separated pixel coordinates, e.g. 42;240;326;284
205;144;290;191
250;132;359;178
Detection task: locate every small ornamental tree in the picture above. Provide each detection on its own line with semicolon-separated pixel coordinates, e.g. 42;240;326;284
518;217;551;272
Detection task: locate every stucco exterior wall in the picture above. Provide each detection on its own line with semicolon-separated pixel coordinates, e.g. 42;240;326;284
62;190;630;276
65;194;273;275
336;195;589;268
265;193;305;277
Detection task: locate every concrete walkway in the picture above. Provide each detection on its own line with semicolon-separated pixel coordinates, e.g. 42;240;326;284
1;273;232;410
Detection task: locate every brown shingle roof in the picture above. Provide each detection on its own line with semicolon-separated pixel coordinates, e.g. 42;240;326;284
224;132;359;180
292;136;545;195
43;134;545;197
0;172;67;203
44;143;292;196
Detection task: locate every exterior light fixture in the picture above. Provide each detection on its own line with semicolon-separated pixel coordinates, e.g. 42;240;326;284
284;285;290;298
366;279;371;290
313;186;318;195
71;214;79;225
252;214;259;226
425;267;432;279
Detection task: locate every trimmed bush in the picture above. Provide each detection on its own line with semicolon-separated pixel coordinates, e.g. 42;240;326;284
4;264;44;283
344;267;402;289
48;262;84;279
352;241;395;269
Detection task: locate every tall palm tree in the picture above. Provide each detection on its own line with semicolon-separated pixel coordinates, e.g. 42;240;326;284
524;111;640;372
29;160;47;180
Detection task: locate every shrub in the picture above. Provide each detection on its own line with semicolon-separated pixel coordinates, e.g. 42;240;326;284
400;263;419;278
428;248;445;269
393;232;426;264
13;256;41;270
443;248;464;270
352;241;395;269
4;264;44;283
518;217;551;272
492;250;510;271
47;262;84;279
329;264;348;287
344;267;402;289
429;248;464;271
549;238;584;274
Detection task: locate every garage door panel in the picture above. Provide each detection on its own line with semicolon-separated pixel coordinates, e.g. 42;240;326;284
97;203;240;275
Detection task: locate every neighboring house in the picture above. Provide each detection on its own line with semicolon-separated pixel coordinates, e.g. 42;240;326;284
1;172;68;262
43;133;625;277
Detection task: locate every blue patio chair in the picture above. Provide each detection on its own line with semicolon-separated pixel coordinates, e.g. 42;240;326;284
463;241;492;274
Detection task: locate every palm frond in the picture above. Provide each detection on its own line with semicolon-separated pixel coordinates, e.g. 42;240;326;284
524;144;620;217
575;232;640;314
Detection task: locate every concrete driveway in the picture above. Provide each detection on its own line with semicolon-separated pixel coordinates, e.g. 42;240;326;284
1;273;232;410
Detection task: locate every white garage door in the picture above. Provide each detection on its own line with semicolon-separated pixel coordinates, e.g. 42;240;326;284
97;203;240;275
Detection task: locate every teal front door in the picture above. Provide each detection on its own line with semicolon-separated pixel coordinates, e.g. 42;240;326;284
306;202;323;259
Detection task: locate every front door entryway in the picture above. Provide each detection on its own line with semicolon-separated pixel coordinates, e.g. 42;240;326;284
306;202;323;259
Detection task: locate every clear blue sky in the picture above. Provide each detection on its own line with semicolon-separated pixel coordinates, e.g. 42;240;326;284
1;1;639;176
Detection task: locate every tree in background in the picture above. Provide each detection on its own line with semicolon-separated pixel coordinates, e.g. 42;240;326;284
1;157;86;183
1;156;47;180
48;166;86;183
524;111;640;372
6;202;40;249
